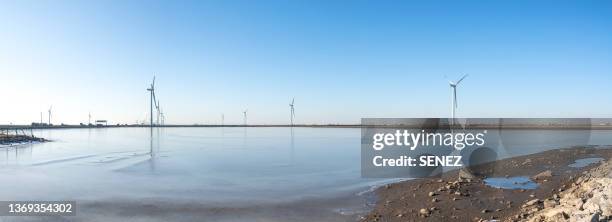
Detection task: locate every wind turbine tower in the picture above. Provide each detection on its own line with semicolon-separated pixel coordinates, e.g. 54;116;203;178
449;74;468;127
289;98;295;126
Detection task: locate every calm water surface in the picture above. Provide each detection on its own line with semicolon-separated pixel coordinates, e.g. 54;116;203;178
0;128;610;221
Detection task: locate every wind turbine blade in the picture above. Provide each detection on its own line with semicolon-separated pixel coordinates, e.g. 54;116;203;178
291;97;294;105
456;74;468;85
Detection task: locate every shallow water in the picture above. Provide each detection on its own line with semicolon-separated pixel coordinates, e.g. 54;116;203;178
568;157;604;168
483;176;539;190
0;128;610;221
0;128;386;203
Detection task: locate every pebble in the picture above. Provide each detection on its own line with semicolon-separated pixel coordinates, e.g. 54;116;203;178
432;198;439;202
524;199;540;206
428;191;436;197
543;199;557;208
419;208;430;217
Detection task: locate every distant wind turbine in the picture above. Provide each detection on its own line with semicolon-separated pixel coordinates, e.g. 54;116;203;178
289;98;295;126
159;107;165;125
48;106;52;125
146;76;161;127
221;114;224;126
243;109;248;126
156;99;161;125
449;74;468;126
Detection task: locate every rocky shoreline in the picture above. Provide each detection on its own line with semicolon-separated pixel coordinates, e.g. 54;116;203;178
0;134;46;145
361;147;612;222
519;156;611;221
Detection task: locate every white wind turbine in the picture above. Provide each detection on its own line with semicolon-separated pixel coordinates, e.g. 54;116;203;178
156;99;161;125
48;106;52;125
289;98;295;126
243;109;248;126
449;74;468;127
146;76;158;127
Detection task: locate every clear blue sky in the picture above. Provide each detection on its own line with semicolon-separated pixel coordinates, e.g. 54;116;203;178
1;0;611;125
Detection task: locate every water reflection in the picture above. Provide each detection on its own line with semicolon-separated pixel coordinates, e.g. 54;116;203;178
1;144;33;165
290;127;295;165
147;127;162;172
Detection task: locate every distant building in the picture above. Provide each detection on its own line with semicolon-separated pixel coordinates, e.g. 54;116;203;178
95;120;108;126
31;122;49;127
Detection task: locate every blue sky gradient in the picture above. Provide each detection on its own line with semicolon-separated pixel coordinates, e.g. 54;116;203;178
1;0;611;124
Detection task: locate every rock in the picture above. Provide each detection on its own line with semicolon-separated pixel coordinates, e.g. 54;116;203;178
525;199;540;207
432;198;439;202
458;168;476;180
515;159;612;222
419;208;430;217
522;158;532;165
529;194;535;198
532;170;553;180
428;191;436;197
543;199;557;208
540;208;570;220
481;209;489;213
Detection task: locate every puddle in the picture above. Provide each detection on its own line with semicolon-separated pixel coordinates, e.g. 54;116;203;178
484;176;538;190
568;158;603;168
